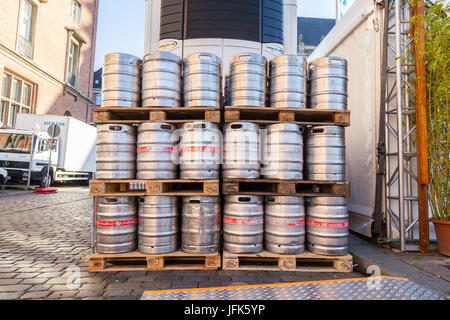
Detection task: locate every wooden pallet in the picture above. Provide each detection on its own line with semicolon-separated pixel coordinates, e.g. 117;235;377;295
89;251;221;272
89;179;220;196
224;106;350;126
222;179;350;197
222;250;353;272
93;107;221;124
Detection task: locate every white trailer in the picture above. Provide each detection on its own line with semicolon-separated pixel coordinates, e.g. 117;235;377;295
0;114;96;187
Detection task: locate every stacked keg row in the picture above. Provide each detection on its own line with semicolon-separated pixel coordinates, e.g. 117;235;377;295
96;51;350;258
96;51;223;255
223;53;349;256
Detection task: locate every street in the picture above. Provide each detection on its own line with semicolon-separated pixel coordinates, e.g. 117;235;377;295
0;186;364;300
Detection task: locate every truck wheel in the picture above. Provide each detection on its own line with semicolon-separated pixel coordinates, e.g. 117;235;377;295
40;171;53;188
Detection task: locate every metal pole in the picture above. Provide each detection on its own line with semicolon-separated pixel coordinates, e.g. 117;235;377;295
414;0;429;254
395;0;405;251
26;133;36;189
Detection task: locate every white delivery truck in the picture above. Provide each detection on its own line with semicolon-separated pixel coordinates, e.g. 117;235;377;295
0;114;96;187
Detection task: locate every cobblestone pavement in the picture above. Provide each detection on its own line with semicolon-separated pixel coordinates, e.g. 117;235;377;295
0;186;365;300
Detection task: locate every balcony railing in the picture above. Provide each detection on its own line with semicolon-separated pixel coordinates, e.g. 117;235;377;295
17;36;34;59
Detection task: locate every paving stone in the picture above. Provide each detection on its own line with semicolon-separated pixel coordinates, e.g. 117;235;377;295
20;291;50;299
106;283;141;291
103;289;133;297
126;276;157;283
76;290;105;298
36;272;63;278
19;278;49;285
0;285;32;292
198;281;229;288
16;267;41;273
14;273;41;279
80;283;106;290
47;291;79;299
140;281;172;290
171;281;198;289
0;267;18;272
181;275;210;281
49;284;81;291
28;284;53;292
231;275;258;282
45;277;70;285
0;278;23;285
0;273;18;279
107;296;138;300
0;292;23;300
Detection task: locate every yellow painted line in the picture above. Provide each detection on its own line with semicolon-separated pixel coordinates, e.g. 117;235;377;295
143;275;409;295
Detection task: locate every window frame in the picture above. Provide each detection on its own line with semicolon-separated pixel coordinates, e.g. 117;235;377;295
71;0;82;27
16;0;37;59
0;71;34;127
67;39;81;88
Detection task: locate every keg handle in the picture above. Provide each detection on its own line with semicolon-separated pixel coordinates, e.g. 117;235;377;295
238;197;251;202
193;123;206;129
104;198;118;203
312;128;325;134
230;124;243;130
238;54;252;61
189;200;200;204
330;57;345;65
108;125;124;132
198;54;212;61
266;197;275;203
160;124;173;131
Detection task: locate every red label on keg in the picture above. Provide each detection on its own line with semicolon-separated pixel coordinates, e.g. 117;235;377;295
306;219;348;228
137;146;175;153
223;217;263;225
288;219;305;227
180;146;219;153
97;219;137;227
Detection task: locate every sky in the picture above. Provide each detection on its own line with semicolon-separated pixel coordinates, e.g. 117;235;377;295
94;0;340;70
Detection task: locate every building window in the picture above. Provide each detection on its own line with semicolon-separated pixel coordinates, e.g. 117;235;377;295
17;0;35;59
95;93;101;105
0;72;34;127
72;1;81;26
67;41;80;87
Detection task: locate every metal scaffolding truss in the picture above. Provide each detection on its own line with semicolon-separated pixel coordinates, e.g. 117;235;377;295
383;0;419;251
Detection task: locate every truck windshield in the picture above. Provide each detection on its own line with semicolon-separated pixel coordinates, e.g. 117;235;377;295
0;133;32;154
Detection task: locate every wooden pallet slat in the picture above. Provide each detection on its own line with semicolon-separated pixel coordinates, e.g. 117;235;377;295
92;107;221;124
222;250;353;273
224;106;350;126
88;251;221;272
89;179;220;196
222;179;350;197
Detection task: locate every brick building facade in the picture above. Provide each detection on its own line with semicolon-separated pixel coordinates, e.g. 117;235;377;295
0;0;99;126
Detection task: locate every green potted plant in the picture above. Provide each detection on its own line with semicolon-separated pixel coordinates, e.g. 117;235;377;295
417;1;449;256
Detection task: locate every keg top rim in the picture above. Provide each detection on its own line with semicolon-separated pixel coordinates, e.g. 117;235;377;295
308;197;347;206
181;121;219;130
308;56;348;68
103;53;142;65
97;124;136;131
184;52;222;65
307;125;345;135
265;123;303;132
266;196;305;204
143;51;182;64
270;55;307;65
138;123;176;131
230;53;267;65
224;122;260;130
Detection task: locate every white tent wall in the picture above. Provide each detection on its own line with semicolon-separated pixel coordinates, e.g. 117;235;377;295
308;0;384;237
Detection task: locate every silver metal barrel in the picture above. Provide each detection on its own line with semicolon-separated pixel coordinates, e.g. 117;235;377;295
101;53;141;107
96;124;136;179
183;53;222;107
223;195;264;253
181;196;221;254
96;197;137;254
179;122;221;179
305;126;346;181
265;196;305;254
229;53;267;107
262;123;304;180
306;197;349;256
138;196;178;254
308;56;348;110
137;123;177;179
223;122;260;179
269;55;307;108
142;51;182;107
